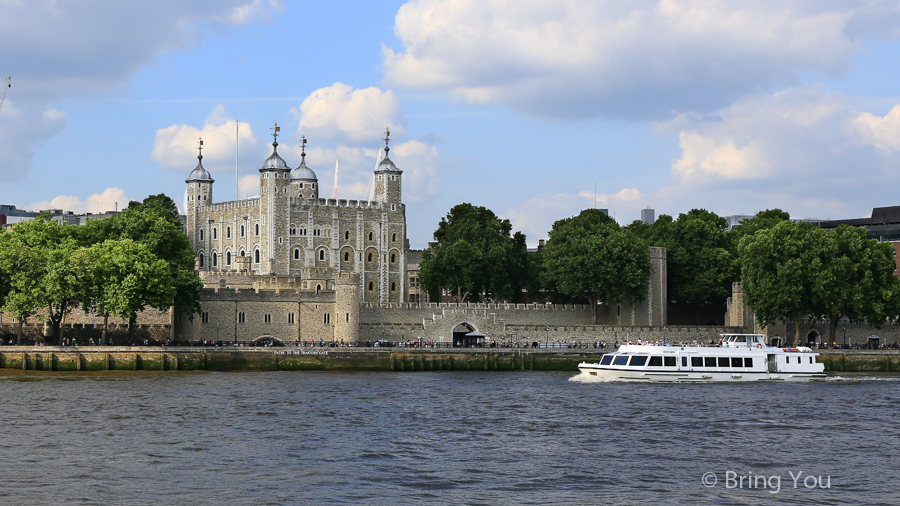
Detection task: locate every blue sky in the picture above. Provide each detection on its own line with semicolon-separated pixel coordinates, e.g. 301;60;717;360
2;1;900;247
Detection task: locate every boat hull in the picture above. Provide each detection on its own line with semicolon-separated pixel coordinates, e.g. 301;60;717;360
577;364;826;382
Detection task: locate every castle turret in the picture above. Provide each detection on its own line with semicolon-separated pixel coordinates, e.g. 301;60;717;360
291;135;318;200
373;128;402;205
185;137;214;258
258;124;292;275
334;272;360;343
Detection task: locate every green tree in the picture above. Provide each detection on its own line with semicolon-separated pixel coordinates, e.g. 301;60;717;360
420;203;528;303
642;210;737;322
80;194;202;318
80;239;177;344
542;209;650;324
732;209;791;242
0;215;81;343
738;220;827;345
816;225;900;344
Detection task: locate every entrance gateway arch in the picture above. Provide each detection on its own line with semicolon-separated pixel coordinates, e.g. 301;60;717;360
451;322;478;347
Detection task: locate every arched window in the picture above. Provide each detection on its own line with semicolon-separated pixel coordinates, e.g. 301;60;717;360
368;282;374;291
392;233;396;242
213;228;217;240
255;249;260;263
344;231;350;240
391;282;396;291
255;224;259;236
367;252;373;262
319;249;325;261
294;249;300;260
226;252;231;265
226;227;231;239
390;253;396;263
344;252;349;261
240;225;245;237
199;253;204;267
212;252;218;267
239;249;245;257
290;226;296;235
200;229;204;241
316;284;322;294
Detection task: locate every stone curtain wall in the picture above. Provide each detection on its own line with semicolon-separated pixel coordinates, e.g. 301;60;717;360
359;302;738;345
766;320;900;347
0;306;173;343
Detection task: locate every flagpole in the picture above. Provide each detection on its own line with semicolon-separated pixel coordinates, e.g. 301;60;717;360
235;119;239;200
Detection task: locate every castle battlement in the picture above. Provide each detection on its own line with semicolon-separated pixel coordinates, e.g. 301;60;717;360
198;198;260;213
359;302;589;311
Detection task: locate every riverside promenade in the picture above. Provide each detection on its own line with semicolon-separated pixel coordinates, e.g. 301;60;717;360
0;346;898;372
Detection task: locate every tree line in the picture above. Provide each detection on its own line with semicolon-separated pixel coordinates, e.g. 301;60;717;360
0;195;202;344
419;204;900;343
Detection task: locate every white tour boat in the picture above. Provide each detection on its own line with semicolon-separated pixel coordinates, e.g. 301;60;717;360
577;334;826;382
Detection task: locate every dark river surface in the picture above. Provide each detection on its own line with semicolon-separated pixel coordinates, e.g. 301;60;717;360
1;370;898;505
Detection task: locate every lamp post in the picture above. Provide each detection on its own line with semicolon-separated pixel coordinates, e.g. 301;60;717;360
332;324;335;346
545;326;549;347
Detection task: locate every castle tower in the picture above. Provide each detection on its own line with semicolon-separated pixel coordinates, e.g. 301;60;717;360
334;273;360;343
185;137;214;258
373;128;402;205
258;124;292;275
290;136;318;200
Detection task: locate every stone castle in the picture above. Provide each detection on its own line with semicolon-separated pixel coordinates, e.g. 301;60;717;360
3;126;718;345
172;126;673;345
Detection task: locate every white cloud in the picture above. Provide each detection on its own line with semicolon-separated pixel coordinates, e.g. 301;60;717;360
29;187;131;214
672;132;770;183
291;82;406;143
391;140;441;203
0;101;68;182
0;1;284;103
506;188;644;243
150;104;259;171
0;0;282;179
383;0;899;120
632;87;900;224
852;105;900;154
238;175;260;200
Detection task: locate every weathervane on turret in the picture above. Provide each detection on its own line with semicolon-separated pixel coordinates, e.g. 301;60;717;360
197;137;204;161
300;135;307;162
383;127;390;155
270;123;280;147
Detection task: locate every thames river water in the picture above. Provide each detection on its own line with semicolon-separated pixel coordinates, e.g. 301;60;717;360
1;370;898;505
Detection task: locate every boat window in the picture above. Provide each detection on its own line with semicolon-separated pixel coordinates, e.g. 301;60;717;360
744;357;754;368
613;355;630;366
648;356;663;367
664;356;676;367
704;357;716;367
735;336;746;343
599;355;613;366
809;357;813;364
718;357;730;367
682;357;687;367
629;355;648;367
691;357;703;367
731;357;743;367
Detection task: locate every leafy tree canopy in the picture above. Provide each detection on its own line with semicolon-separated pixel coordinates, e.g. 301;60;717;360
815;225;900;343
542;209;650;324
643;209;737;310
80;194;201;317
738;220;827;345
419;203;529;303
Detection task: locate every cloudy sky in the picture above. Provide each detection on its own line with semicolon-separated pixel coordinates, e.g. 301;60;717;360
2;0;900;247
